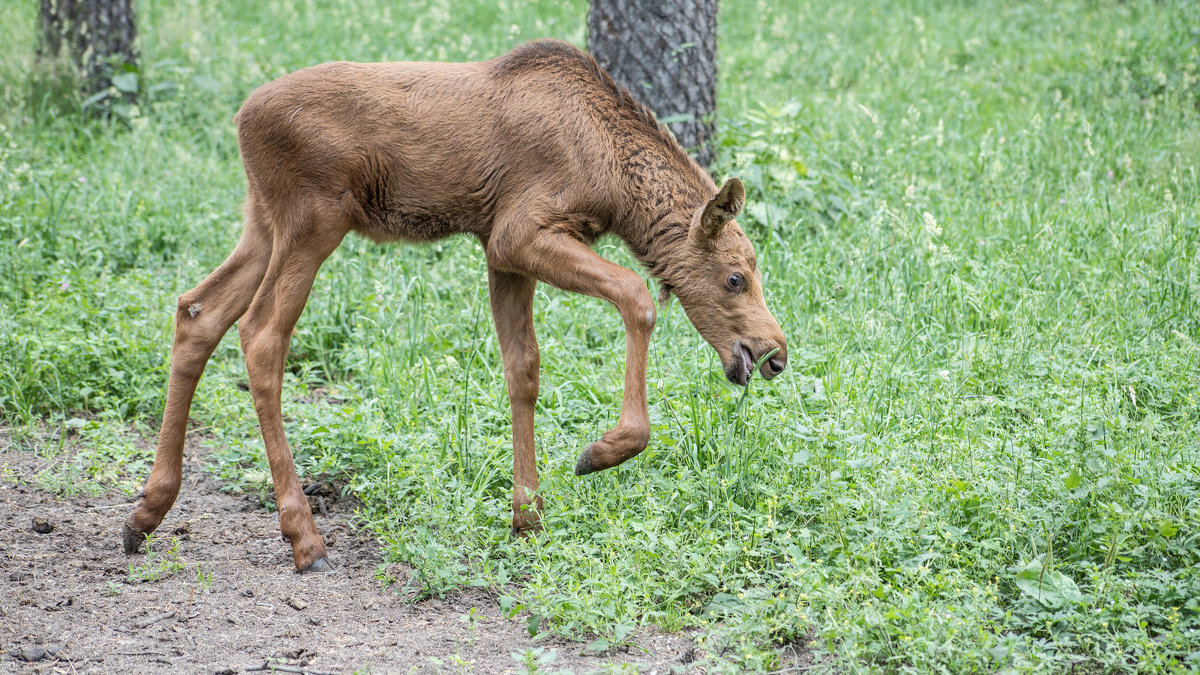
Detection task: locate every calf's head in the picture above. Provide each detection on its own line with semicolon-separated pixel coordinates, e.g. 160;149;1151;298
668;177;788;385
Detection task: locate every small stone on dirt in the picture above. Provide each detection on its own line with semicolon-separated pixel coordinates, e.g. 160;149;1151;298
276;646;310;660
302;481;336;498
284;596;309;611
14;646;47;662
31;516;53;534
677;646;696;664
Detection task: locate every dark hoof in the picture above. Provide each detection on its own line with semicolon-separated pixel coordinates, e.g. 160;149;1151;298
511;525;542;540
575;446;596;476
510;518;543;538
511;504;543;537
297;557;334;574
122;523;147;555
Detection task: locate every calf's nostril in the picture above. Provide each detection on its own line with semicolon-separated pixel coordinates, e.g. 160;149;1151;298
767;357;785;374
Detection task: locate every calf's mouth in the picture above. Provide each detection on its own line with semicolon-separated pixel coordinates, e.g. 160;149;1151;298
724;341;755;386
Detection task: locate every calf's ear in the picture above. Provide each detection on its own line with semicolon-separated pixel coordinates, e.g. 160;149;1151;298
696;177;745;239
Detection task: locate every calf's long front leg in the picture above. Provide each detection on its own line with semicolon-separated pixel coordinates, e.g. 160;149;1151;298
487;268;543;533
490;224;656;477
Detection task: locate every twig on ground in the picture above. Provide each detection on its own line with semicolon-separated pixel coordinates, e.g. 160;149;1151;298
135;610;176;629
246;663;333;675
86;502;131;510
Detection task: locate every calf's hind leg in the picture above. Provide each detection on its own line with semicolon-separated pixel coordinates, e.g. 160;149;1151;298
124;213;272;554
237;211;347;572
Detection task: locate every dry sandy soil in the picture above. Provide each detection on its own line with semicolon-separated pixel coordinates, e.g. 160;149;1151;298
0;433;714;674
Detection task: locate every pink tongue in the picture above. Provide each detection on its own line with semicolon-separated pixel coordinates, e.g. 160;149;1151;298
741;346;753;375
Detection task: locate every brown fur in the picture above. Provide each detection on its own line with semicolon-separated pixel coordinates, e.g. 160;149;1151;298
124;40;786;572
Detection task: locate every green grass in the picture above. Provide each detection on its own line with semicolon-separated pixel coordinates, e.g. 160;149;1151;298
126;535;187;583
3;0;1200;671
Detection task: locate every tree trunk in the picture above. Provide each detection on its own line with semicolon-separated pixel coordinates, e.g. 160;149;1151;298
38;0;138;97
588;0;718;167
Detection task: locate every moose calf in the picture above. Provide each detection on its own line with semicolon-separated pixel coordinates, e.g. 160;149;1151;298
125;40;787;572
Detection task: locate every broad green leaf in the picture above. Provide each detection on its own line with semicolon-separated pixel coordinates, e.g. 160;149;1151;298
112;72;139;94
1014;561;1082;608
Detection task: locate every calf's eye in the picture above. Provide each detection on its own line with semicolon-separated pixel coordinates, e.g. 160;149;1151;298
727;274;744;290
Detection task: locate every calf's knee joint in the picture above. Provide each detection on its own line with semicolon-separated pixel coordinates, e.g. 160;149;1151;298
622;283;656;333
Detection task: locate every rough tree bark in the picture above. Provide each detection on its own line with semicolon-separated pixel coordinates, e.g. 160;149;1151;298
588;0;718;167
38;0;138;97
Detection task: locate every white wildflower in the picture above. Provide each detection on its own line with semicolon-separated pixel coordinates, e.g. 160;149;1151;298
922;211;942;237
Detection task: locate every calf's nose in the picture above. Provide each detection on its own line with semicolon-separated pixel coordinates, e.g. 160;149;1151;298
760;341;787;380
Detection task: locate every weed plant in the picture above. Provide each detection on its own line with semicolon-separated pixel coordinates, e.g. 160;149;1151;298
2;0;1198;671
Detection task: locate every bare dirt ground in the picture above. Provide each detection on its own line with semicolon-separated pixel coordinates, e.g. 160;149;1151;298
0;433;705;674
